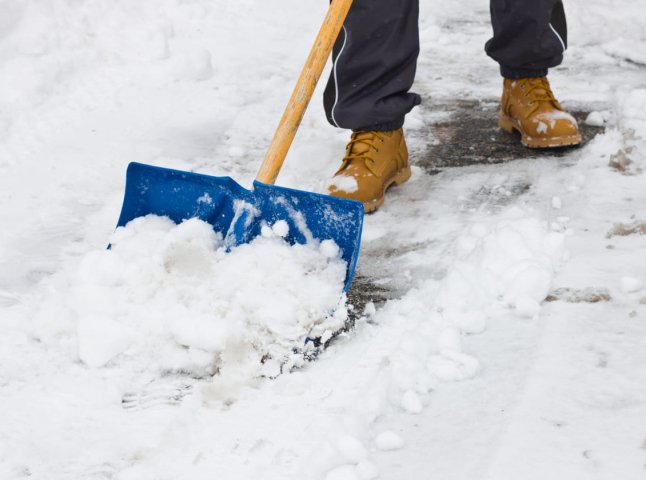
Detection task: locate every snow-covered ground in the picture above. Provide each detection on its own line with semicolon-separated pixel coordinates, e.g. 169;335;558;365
1;0;646;479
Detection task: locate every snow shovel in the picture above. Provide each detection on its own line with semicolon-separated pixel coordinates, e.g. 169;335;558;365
115;0;362;291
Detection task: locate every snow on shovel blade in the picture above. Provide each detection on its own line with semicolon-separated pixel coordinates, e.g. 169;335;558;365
116;162;364;291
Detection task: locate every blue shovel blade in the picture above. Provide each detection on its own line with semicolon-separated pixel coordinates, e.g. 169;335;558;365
116;162;364;291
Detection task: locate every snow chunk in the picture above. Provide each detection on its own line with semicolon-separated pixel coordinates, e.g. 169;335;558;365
321;239;341;259
336;435;368;463
356;461;379;480
538;110;577;129
585;111;605;127
514;294;541;318
77;314;133;367
428;351;480;382
436;327;462;352
401;390;423;414
325;465;359;480
375;431;404;451
271;219;289;237
620;277;643;293
329;176;358;193
536;121;548;134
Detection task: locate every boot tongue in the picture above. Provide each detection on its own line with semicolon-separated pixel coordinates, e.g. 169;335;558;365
527;79;553;104
349;131;375;155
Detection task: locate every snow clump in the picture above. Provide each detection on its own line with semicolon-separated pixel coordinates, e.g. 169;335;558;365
375;431;405;451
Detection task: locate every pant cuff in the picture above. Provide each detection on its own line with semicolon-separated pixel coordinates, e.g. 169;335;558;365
354;118;405;132
500;66;549;79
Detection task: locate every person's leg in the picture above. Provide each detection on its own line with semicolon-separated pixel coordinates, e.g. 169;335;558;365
323;0;421;131
324;0;421;213
485;0;580;148
486;0;567;79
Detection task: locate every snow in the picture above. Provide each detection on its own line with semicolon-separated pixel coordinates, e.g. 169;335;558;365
325;466;360;480
400;390;424;414
271;219;290;238
620;276;643;294
375;432;405;451
336;435;368;463
328;175;359;193
538;110;578;129
536;120;548;134
42;215;346;377
355;461;379;480
1;0;646;479
585;111;605;126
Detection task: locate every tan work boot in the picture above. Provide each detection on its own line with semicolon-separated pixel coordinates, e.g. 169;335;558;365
327;129;411;213
499;77;582;148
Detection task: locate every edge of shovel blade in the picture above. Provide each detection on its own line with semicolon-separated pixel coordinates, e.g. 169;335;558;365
117;162;254;233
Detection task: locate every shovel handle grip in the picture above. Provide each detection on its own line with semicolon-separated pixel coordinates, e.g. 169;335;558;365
255;0;353;185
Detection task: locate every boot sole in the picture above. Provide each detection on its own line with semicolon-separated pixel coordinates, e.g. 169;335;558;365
499;112;582;149
364;166;412;214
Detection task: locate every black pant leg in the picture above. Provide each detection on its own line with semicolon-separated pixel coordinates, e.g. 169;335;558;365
323;0;421;131
485;0;568;79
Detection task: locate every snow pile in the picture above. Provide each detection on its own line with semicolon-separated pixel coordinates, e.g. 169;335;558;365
370;207;565;416
32;215;347;378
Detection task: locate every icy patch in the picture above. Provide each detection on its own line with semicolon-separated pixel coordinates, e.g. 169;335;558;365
32;215;347;378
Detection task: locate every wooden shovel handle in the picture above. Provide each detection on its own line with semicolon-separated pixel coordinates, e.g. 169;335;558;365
255;0;353;185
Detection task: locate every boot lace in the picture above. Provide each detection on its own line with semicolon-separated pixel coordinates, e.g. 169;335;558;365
522;77;560;118
337;131;386;176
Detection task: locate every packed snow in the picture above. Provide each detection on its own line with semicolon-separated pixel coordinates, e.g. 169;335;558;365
1;0;646;479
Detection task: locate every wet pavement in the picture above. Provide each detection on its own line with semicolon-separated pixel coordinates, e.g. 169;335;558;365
414;98;605;171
